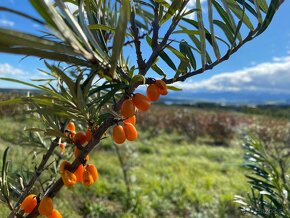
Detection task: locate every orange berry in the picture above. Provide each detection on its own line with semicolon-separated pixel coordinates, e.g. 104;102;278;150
61;170;77;187
74;164;84;182
132;93;150;112
59;161;71;174
121;99;135;118
66;121;76;133
146;84;160;101
20;194;37;213
48;209;62;218
86;164;98;182
38;196;53;216
124;115;136;126
112;125;126;144
82;169;94;187
123;123;138;141
155;80;168;95
74;147;89;161
74;131;88;146
86;128;92;142
59;143;66;153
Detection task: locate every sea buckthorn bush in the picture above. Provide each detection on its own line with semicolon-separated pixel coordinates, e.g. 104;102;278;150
0;0;284;217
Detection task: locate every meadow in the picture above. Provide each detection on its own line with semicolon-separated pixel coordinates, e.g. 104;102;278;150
1;92;290;217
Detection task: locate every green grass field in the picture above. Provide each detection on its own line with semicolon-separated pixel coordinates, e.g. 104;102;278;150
0;114;251;218
2;95;287;217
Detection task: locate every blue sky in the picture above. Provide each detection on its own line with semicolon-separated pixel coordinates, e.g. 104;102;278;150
0;0;290;100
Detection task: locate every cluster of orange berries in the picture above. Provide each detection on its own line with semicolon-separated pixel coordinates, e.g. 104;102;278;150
61;121;99;187
20;195;61;218
60;160;98;187
20;121;99;217
113;80;167;144
61;120;93;160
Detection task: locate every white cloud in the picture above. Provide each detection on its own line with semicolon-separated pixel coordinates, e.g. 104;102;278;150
0;63;26;76
187;0;207;7
174;56;290;94
65;2;78;13
47;0;78;12
184;0;207;20
0;18;14;27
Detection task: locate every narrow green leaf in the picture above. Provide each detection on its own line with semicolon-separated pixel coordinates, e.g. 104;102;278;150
78;0;108;61
97;85;121;110
226;0;254;30
166;45;190;77
256;0;281;36
231;1;246;48
249;0;268;13
88;24;116;32
76;75;86;111
45;129;67;138
151;64;166;77
0;6;44;25
46;64;77;100
180;26;213;64
213;20;235;44
159;50;177;70
196;0;206;69
253;0;263;24
30;0;57;28
109;0;130;78
211;0;235;33
55;0;96;56
179;40;196;70
160;0;183;25
181;19;213;46
221;0;242;42
0;28;80;56
207;0;221;60
130;75;145;86
235;0;258;17
0;44;89;67
166;85;182;91
0;98;23;106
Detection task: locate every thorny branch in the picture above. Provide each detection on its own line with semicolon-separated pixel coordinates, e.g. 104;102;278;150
130;8;146;74
142;1;189;76
8;121;69;218
164;29;259;84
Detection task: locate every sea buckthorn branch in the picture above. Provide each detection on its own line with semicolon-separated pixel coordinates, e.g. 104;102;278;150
107;29;153;50
151;4;160;50
142;1;189;76
130;7;146;73
26;66;152;216
164;28;259;84
26;117;115;218
8;120;69;218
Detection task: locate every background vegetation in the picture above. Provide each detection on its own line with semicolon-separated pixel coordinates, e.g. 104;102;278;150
0;91;289;217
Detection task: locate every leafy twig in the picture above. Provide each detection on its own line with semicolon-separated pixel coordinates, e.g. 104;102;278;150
8;121;68;218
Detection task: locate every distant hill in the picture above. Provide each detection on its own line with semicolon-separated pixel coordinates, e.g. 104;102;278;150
0;88;42;94
160;90;290;106
2;88;290;106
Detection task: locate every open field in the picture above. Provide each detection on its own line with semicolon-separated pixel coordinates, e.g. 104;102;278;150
0;92;290;217
0;116;248;217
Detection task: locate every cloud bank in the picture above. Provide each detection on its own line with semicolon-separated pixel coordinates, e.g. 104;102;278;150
174;56;290;94
0;18;15;27
0;63;26;77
